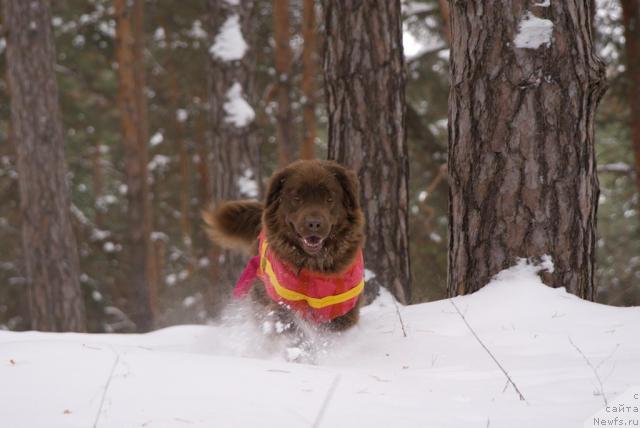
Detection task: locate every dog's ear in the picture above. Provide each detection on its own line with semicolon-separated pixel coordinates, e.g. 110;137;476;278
265;168;290;208
323;161;360;210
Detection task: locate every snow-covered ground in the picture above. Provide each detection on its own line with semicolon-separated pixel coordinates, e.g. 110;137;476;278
1;261;639;428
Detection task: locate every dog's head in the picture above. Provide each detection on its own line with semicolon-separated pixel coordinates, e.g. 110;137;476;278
263;160;364;273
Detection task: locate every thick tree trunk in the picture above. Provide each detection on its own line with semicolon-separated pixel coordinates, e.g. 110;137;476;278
273;0;295;166
207;0;260;313
324;0;411;304
621;0;640;195
447;1;607;300
114;0;157;331
4;0;86;331
300;0;317;160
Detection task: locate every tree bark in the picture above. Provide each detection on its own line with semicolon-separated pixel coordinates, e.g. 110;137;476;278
114;0;157;331
323;0;411;304
4;0;86;331
132;0;159;314
273;0;296;166
447;1;607;300
438;0;451;45
207;0;260;313
91;145;105;228
300;0;317;160
621;0;640;195
195;114;218;313
168;69;194;271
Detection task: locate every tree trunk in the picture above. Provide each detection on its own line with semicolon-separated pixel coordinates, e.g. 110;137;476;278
447;1;607;300
168;70;194;271
114;0;157;331
207;0;260;314
195;114;218;314
132;0;159;317
300;0;317;160
91;145;105;228
4;0;86;331
273;0;295;166
621;0;640;195
323;0;411;304
437;0;451;44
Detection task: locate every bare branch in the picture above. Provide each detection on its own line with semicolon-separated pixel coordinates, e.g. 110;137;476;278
450;299;527;402
312;374;341;428
568;336;609;406
92;348;121;428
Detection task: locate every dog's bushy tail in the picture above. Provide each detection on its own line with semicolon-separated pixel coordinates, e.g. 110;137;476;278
202;200;263;254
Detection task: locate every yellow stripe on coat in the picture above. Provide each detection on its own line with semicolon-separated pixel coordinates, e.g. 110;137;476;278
260;241;364;309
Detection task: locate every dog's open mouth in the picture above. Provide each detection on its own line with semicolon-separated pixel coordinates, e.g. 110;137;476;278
300;235;325;254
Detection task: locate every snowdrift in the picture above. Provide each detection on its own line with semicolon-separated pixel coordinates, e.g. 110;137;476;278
1;261;639;427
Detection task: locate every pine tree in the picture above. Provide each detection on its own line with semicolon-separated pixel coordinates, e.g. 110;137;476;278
621;0;640;196
447;1;607;299
300;0;317;160
114;0;158;331
273;0;295;166
206;0;261;312
324;0;411;304
3;0;86;331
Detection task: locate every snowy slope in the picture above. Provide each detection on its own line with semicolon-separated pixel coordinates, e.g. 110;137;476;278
1;261;639;428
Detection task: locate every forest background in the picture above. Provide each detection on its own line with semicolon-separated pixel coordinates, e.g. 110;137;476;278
0;0;637;332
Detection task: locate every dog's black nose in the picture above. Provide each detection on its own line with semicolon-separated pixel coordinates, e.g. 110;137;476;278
305;216;323;232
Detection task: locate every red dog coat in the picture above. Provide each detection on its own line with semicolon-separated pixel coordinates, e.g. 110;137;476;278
233;232;365;323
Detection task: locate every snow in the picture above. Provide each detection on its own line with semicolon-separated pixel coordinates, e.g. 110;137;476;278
402;22;445;60
90;229;110;241
599;162;633;173
153;27;166;42
150;231;169;243
429;232;443;243
402;30;424;58
175;108;189;123
149;131;164;147
148;154;170;171
364;269;377;282
97;20;116;39
223;83;255;127
1;260;639;427
209;14;248;62
514;11;554;49
237;168;258;198
402;1;434;16
188;20;208;41
102;242;117;253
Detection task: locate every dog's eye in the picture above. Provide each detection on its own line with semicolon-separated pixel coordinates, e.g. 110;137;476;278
327;197;334;203
293;196;301;204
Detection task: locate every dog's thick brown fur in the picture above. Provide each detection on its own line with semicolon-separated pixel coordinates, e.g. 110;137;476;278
203;160;365;331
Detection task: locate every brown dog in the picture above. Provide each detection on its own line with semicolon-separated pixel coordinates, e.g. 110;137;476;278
203;160;365;332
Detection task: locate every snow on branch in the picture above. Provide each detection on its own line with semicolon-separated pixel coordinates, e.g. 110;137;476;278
224;83;255;127
209;14;247;62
